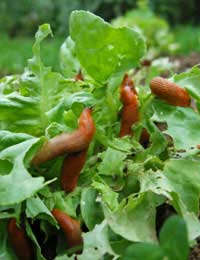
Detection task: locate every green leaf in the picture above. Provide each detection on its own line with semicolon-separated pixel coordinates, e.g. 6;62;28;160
104;192;157;242
140;159;200;240
152;99;200;149
78;221;118;260
0;74;20;95
170;192;200;241
98;147;126;176
92;177;119;211
0;24;78;136
0;130;33;152
26;196;56;225
65;91;96;109
144;119;168;156
70;11;146;82
164;159;200;214
0;138;45;206
52;189;81;218
60;36;80;78
160;215;189;260
122;243;164;260
54;255;74;260
81;187;103;230
25;220;46;260
121;216;189;260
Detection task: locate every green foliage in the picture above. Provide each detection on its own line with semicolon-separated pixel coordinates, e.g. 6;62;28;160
0;0;137;37
0;10;199;260
70;11;145;82
0;0;54;37
112;1;176;56
0;33;63;75
122;216;189;260
150;0;200;25
172;26;200;55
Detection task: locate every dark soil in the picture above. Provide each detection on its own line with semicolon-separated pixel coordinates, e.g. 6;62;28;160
190;238;200;260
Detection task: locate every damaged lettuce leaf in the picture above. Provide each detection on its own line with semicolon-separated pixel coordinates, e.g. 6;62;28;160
0;136;46;206
122;216;189;260
70;11;146;82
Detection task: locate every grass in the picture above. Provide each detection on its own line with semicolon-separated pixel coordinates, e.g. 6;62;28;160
0;34;64;76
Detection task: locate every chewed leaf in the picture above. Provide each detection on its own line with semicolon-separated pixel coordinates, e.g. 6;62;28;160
70;11;146;82
98;147;127;176
78;221;118;260
81;188;103;230
60;36;80;78
140;158;200;240
0;138;45;206
152;99;200;149
29;23;53;73
104;192;157;242
164;159;200;214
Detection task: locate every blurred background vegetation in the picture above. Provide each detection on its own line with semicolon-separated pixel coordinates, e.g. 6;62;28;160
0;0;200;75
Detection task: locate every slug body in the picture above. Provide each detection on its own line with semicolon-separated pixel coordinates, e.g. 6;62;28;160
61;107;95;192
74;71;84;81
51;208;83;249
119;74;139;137
7;218;33;260
32;108;95;166
150;77;191;107
61;148;88;192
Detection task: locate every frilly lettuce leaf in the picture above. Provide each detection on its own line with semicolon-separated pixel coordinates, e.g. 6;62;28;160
0;136;45;206
77;221;118;260
0;24;80;136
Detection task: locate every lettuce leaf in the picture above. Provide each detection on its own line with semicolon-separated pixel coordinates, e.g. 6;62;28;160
0;137;45;206
70;11;146;82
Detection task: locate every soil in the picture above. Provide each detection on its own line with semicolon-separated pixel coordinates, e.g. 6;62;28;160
190;238;200;260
